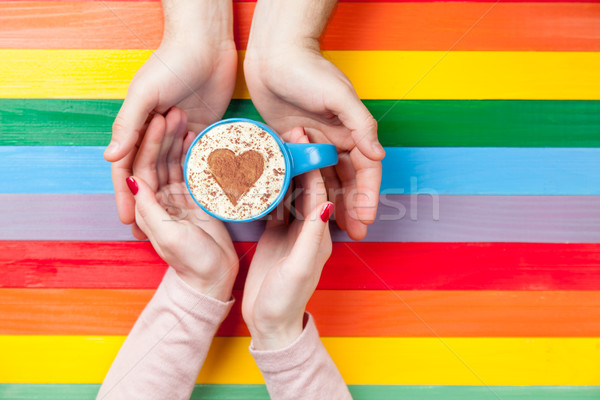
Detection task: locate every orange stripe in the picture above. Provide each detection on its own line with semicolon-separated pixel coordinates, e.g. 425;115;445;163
0;2;598;50
1;289;598;337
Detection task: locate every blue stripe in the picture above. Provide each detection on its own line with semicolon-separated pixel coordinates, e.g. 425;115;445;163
1;146;598;194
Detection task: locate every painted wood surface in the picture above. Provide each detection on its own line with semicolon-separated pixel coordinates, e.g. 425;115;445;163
2;50;599;100
2;384;599;400
2;2;598;51
2;288;599;337
2;0;599;397
2;146;599;195
2;335;599;385
2;241;600;290
2;194;599;243
3;99;600;147
4;0;597;3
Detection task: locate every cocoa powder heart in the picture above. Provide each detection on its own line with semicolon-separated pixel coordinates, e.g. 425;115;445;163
207;148;265;205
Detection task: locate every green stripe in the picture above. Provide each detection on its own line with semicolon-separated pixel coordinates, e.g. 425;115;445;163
0;384;598;399
1;100;599;147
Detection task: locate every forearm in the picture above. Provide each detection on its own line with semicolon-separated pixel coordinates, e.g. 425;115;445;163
250;314;351;400
247;0;337;52
97;268;233;400
161;0;234;46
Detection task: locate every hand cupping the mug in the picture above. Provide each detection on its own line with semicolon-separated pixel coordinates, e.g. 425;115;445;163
127;108;239;302
242;129;335;350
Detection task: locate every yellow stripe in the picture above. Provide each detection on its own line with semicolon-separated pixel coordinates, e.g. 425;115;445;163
1;336;598;385
0;50;598;100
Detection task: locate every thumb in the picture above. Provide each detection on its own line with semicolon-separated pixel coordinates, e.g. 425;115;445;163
105;91;156;162
126;176;173;245
288;202;334;265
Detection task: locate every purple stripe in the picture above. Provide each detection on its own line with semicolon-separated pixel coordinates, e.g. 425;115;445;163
0;194;598;243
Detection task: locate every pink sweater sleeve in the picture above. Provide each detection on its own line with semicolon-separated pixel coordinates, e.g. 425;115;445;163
97;267;233;400
250;314;352;400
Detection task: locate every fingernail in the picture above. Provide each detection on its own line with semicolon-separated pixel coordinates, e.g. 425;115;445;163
126;177;138;195
320;203;335;223
372;141;385;156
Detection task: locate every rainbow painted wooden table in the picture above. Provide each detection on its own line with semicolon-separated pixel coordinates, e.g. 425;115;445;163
1;1;599;399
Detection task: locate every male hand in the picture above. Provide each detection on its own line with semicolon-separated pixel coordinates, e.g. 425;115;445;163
245;1;384;240
105;0;237;233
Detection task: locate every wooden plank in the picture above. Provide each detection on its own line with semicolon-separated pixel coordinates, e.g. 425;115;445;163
2;146;599;195
2;99;600;148
2;241;600;290
1;194;599;243
1;335;598;384
2;2;599;51
1;289;599;337
4;0;598;3
1;50;599;100
1;384;599;400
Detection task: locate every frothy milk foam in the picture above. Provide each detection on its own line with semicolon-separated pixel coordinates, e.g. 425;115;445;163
186;122;286;220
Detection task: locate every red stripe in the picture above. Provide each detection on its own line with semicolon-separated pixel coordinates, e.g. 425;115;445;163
1;241;599;290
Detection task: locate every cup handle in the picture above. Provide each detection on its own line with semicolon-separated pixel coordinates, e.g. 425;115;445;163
284;143;338;177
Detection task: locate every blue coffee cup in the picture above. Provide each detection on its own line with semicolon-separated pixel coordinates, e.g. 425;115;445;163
184;118;338;223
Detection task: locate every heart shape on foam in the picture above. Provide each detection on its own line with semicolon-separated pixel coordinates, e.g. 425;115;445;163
207;148;265;205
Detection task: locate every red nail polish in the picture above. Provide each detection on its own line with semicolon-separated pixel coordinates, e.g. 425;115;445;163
126;177;138;195
320;203;335;223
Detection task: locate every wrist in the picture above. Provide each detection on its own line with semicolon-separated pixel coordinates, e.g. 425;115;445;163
175;266;235;303
249;321;304;351
161;0;234;49
247;0;335;55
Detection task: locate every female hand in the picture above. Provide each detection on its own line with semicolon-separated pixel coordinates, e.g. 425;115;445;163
105;0;237;230
242;129;335;350
127;107;238;302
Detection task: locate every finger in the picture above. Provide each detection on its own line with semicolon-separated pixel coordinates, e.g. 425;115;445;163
286;126;306;143
112;149;137;224
105;87;156;162
334;88;385;162
350;146;382;225
296;157;327;222
182;131;197;155
131;222;147;241
128;176;176;247
335;150;380;240
335;153;365;240
288;201;334;268
132;113;166;192
165;108;188;184
321;166;345;231
156;108;183;187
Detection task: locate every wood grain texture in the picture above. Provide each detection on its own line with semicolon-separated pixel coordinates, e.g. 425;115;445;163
1;194;599;243
2;335;599;384
3;99;600;147
2;50;599;100
2;385;599;400
2;288;599;337
4;0;598;3
2;146;599;195
3;241;600;290
2;2;599;51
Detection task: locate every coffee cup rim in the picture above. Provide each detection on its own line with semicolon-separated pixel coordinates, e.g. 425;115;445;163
183;118;292;223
